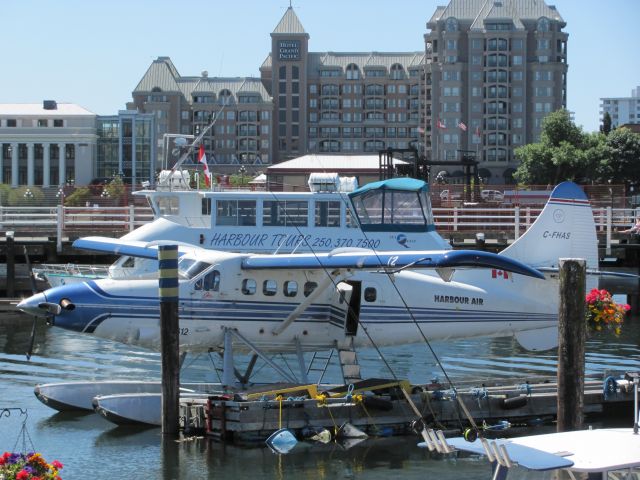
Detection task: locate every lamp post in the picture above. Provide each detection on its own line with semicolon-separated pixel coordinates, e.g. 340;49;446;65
56;186;65;206
238;165;246;187
23;188;34;205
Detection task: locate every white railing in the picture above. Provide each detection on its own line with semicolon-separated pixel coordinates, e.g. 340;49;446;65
0;205;638;252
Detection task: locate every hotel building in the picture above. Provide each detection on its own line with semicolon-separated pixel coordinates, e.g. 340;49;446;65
131;1;567;183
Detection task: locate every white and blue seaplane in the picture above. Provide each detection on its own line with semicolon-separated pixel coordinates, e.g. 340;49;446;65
16;181;600;425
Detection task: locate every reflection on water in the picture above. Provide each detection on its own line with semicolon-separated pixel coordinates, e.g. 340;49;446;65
1;311;639;479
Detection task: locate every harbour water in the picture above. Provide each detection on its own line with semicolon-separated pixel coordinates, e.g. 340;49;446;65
1;311;639;479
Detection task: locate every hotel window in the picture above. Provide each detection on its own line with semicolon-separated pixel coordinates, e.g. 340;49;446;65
53;119;63;127
446;39;457;50
398;84;407;94
513;103;523;113
512;38;523;50
309;84;318;94
309;98;317;108
346;64;360;80
37;119;48;127
512;55;523;66
391;64;405;80
512;71;523;81
538;55;549;63
513;118;523;128
471;39;482;49
472;56;482;65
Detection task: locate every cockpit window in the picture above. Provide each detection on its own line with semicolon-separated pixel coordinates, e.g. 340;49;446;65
178;258;212;279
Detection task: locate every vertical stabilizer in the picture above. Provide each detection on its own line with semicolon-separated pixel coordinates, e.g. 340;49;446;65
500;182;598;269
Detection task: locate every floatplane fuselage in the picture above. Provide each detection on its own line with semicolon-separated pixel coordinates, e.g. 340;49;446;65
19;247;555;353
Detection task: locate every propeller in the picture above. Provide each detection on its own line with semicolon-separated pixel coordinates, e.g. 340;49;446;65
23;246;39;361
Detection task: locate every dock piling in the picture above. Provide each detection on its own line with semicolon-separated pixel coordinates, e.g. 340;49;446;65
557;258;586;432
159;245;180;436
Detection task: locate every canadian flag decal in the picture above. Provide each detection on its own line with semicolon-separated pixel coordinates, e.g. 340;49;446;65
491;269;509;279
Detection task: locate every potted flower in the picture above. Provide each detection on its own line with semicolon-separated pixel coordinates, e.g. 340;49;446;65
0;452;63;480
585;288;630;335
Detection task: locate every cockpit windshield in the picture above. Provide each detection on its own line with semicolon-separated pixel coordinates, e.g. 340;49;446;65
178;258;211;279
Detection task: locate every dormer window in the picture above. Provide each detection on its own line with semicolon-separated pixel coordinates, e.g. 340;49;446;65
537;17;550;32
346;64;360;80
446;17;458;32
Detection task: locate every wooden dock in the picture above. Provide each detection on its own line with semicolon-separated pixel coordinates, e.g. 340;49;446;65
177;377;636;444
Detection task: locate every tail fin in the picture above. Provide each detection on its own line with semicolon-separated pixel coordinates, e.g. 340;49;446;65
500;182;598;269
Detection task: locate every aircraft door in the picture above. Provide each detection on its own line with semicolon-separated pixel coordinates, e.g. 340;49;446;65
339;280;361;336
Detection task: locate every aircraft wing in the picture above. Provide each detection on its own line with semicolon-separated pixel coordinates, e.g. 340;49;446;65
72;236;198;259
242;249;545;279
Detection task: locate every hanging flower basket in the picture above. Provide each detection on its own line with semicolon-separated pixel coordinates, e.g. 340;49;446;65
585;288;630;335
0;452;63;480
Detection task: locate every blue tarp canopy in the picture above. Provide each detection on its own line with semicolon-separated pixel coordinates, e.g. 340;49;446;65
348;178;428;197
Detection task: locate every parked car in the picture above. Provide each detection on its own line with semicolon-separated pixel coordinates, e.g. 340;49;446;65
439;189;462;201
480;189;504;202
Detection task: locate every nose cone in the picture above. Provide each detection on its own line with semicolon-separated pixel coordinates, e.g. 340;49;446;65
17;292;48;316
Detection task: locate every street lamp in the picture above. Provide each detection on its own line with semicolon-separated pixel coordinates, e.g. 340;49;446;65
238;165;247;186
56;186;65;206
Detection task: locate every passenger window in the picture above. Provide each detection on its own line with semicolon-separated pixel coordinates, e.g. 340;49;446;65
242;279;256;295
304;281;318;297
284;281;298;297
364;287;377;302
263;279;277;296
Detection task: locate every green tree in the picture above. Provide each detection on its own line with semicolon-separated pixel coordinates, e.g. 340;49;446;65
597;127;640;184
64;187;92;206
0;184;10;206
7;186;45;206
601;111;612;136
514;110;597;184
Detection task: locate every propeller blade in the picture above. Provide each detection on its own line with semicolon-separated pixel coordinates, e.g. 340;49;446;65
23;245;39;360
26;316;37;361
23;245;38;295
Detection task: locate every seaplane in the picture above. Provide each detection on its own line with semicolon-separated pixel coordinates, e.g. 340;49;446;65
16;181;603;424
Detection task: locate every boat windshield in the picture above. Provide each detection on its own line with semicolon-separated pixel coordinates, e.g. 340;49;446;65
178;258;211;279
349;187;433;232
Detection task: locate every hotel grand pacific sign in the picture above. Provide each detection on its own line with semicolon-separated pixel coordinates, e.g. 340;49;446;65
278;39;300;61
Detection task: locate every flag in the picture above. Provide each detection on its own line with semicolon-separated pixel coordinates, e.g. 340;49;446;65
474;126;481;137
418;126;425;134
491;269;509;280
458;121;467;131
198;144;211;187
436;119;446;129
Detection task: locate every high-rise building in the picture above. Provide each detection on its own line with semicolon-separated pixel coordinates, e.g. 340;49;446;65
130;1;567;183
600;87;640;128
424;0;567;182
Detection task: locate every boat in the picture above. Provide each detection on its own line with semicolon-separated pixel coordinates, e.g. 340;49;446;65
35;171;451;287
422;371;640;479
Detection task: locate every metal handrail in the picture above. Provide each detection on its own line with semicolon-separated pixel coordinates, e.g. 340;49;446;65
0;205;638;252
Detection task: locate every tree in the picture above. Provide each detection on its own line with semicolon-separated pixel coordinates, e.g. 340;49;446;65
597;127;640;184
601;111;612;136
514;110;597;185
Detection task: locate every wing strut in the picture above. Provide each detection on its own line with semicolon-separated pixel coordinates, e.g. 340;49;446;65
272;271;344;335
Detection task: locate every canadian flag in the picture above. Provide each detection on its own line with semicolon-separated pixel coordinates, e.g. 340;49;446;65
491;269;509;279
198;144;211;187
437;119;446;129
458;121;467;131
474;126;481;137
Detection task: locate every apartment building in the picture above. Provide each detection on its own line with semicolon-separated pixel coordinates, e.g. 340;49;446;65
600;87;640;128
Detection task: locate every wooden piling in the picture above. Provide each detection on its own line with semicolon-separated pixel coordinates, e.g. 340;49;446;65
557;258;586;432
158;245;180;435
6;232;15;298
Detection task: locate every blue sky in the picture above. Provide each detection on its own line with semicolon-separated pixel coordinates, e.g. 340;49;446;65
2;0;638;133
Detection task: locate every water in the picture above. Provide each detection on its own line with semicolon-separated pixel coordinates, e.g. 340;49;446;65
1;312;639;479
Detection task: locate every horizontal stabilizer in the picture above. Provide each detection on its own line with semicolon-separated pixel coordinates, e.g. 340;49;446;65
73;237;197;259
242;249;545;279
